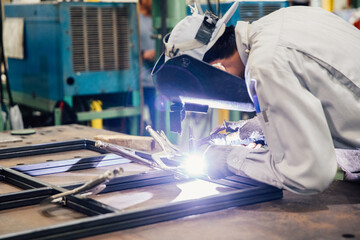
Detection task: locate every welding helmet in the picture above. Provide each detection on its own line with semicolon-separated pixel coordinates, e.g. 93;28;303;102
163;0;239;62
152;53;254;112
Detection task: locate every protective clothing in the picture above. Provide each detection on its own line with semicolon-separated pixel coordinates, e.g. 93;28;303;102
205;6;360;194
335;149;360;181
209;117;265;146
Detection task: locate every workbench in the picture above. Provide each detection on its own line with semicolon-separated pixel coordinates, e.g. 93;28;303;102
0;125;359;240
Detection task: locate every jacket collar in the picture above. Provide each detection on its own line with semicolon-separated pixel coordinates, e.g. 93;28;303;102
235;21;251;66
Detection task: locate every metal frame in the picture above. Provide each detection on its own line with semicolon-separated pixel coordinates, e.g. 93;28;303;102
0;139;106;160
0;140;282;240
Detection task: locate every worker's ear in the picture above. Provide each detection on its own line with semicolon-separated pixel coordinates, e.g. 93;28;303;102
211;62;227;71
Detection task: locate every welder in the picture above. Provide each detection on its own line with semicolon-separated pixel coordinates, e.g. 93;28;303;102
159;1;360;194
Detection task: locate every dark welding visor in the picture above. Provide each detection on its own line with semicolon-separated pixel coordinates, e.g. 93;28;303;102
151;54;255;112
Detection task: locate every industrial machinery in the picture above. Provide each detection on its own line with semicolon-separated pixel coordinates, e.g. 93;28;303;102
199;0;290;24
4;1;141;134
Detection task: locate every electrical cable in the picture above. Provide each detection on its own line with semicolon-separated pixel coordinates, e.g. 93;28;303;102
216;0;220;16
207;0;214;13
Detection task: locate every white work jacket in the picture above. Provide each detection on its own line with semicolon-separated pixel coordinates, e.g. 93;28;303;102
223;6;360;194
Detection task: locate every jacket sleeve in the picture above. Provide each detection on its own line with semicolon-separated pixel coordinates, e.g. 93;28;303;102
216;50;337;194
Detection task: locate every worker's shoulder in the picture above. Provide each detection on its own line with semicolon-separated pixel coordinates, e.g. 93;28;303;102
279;6;329;15
257;6;338;25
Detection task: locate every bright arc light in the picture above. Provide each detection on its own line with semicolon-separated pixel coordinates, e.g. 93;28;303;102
182;153;207;176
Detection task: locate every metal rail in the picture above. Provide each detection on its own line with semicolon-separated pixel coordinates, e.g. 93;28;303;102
0;139;106;160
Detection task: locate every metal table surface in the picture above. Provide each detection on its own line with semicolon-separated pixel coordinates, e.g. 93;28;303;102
82;180;360;240
1;125;359;240
0;124;120;149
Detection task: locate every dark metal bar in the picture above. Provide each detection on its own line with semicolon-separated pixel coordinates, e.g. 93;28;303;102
0;144;84;159
0;140;106;160
2;168;50;189
64;195;117;216
63;170;177;194
60;170;173;191
205;178;257;189
0;187;53;210
0;140;86;154
101;175;176;193
225;175;269;186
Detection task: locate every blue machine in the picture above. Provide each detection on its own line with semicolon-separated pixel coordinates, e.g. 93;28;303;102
4;2;140;115
222;0;289;24
192;0;289;24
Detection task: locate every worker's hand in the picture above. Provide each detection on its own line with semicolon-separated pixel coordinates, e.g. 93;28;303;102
203;145;233;179
226;131;264;148
245;142;263;149
210;117;265;146
210;119;246;135
202;142;264;180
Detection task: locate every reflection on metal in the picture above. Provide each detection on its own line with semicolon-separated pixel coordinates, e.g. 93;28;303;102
0;140;282;239
172;179;229;203
13;153;130;176
93;191;155;210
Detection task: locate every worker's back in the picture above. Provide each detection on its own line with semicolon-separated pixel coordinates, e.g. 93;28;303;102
275;6;360;87
248;6;360;149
